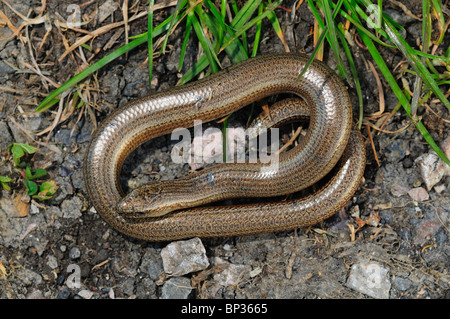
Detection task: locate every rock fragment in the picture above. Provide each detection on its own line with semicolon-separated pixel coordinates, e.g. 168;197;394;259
161;237;209;276
346;261;391;299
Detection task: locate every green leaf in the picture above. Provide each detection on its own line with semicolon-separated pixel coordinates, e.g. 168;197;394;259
0;176;12;191
8;143;36;166
11;145;24;166
17;143;36;154
40;181;58;195
24;179;38;195
0;176;12;182
1;181;11;191
32;168;47;180
33;181;58;200
25;166;33;180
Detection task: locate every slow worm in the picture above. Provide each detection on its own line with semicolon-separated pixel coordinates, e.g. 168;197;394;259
83;53;366;241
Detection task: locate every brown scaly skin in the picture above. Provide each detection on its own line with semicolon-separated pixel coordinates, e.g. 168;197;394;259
83;53;366;241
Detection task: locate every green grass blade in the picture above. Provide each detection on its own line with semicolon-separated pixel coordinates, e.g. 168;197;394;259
337;25;364;129
411;0;431;116
265;7;288;52
36;12;180;112
204;0;249;63
251;3;264;57
376;0;382;29
230;0;262;29
297;27;328;81
335;1;395;48
178;54;210;85
179;16;193;71
430;0;445;45
148;0;154;90
358;24;450;165
321;0;347;79
230;1;248;54
36;35;147;112
220;0;282;53
160;0;186;54
382;19;450;111
189;9;220;72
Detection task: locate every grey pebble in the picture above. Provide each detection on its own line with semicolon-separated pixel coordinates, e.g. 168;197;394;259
393;277;412;292
139;249;164;281
46;255;58;270
161;277;192;299
26;289;45;299
119;277;135;297
69;247;81;260
415;153;450;191
346;261;391;299
161;237;209;276
61;196;83;219
213;257;252;287
77;289;94;299
56;288;71;299
0;121;12;151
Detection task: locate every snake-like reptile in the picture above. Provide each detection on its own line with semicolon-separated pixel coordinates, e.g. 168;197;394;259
83;53;366;241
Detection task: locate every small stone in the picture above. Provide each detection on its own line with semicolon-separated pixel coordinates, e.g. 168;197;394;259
213;257;252;287
56;272;65;285
26;289;45;299
415;153;450;191
56;288;71;299
119;278;135;296
30;203;40;215
60;196;83;219
140;250;164;281
390;184;409;197
384;140;407;162
434;184;446;194
161;277;192;299
69;247;81;260
441;136;450;157
346;261;391;299
414;217;444;246
0;121;13;151
408;187;429;202
77;289;94;299
46;255;58;270
350;205;360;218
249;267;262;278
402;156;413;168
393;277;412;292
19;268;43;286
161;237;209;276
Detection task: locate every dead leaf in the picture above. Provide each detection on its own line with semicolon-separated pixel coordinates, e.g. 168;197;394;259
13;194;30;217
